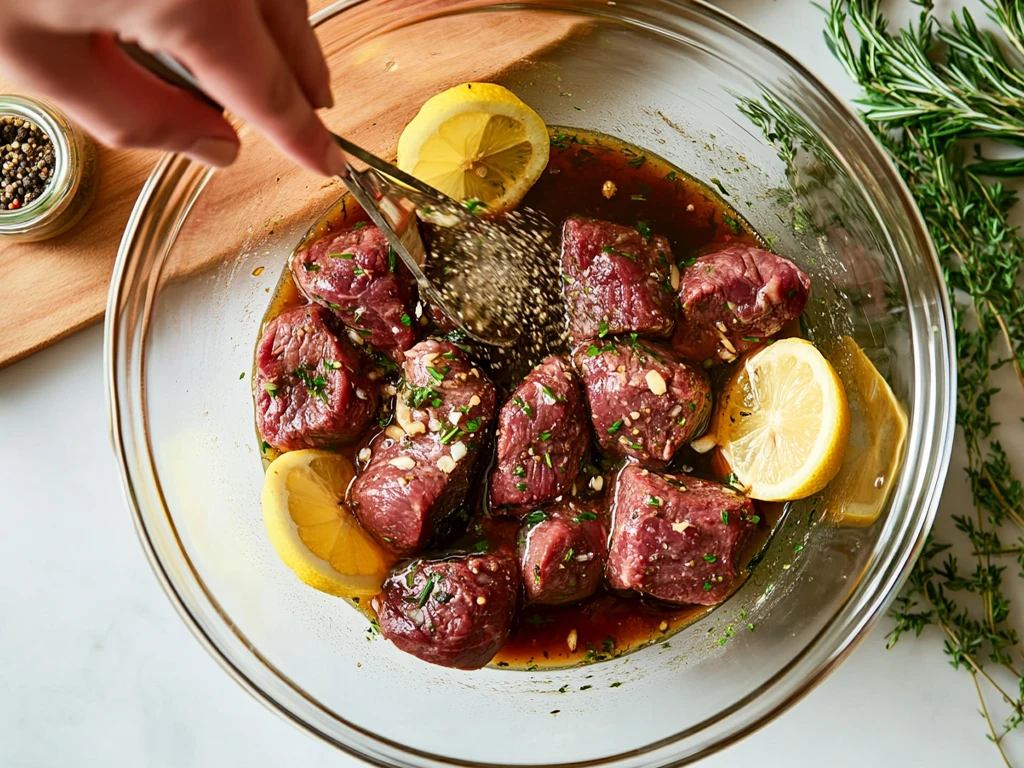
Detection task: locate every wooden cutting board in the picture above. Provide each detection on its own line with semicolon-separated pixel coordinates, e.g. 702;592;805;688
0;0;578;369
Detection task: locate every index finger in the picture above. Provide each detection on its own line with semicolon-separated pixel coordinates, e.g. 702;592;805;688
160;3;343;176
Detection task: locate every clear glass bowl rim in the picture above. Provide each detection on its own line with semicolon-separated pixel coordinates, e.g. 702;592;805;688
104;1;957;766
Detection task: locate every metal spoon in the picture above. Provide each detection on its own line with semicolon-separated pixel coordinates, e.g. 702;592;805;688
120;42;520;347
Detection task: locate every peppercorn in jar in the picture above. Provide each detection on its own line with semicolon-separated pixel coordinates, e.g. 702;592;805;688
0;95;97;242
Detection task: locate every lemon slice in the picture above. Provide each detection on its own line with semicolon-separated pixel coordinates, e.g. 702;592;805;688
822;336;908;526
714;338;850;501
261;449;393;597
397;82;549;212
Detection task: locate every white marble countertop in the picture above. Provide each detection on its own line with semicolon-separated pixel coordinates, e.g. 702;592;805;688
0;1;1011;766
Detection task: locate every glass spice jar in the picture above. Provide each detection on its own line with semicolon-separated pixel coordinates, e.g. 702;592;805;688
0;95;98;242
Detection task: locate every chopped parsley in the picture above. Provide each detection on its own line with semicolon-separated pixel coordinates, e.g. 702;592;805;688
665;171;677;181
512;396;533;418
563;547;575;563
405;385;438;408
474;540;490;553
741;336;761;343
439;425;462;445
751;515;761;524
703;582;714;591
526;510;547;527
610;682;622;688
514;465;526;477
328;252;354;259
544;452;553;468
387;246;396;272
626;154;647;168
647;496;662;507
622;438;643;451
703;553;717;563
598;320;609;338
635;221;651;241
573;511;598;523
353;267;366;277
293;366;328;404
534;564;541;584
721;510;729;525
580;685;593;691
463;198;487;214
516;482;528;492
260;441;271;453
608;420;624;435
416;573;438;607
601;245;636;262
324;360;341;370
539;432;553;441
426;365;444;383
400;314;412;327
302;261;320;272
586;344;601;357
540;384;563;403
351;221;366;230
464;417;482;432
722;214;744;234
239;372;245;380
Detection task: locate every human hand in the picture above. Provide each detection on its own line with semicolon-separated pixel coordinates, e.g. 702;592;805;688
0;0;345;175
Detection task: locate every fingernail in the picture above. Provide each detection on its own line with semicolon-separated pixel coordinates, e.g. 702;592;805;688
317;85;335;110
186;137;239;168
323;140;346;177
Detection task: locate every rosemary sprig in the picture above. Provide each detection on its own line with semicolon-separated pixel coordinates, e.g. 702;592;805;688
823;1;1024;763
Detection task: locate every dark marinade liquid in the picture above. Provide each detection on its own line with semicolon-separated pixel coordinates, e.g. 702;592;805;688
259;128;784;670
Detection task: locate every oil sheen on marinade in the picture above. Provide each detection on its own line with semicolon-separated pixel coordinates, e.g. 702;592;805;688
258;128;783;670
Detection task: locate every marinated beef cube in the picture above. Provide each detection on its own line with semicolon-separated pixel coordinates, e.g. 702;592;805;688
561;217;677;344
673;245;810;363
573;340;710;467
489;356;589;510
607;465;757;605
350;431;479;557
255;305;379;451
518;501;607;605
350;339;497;557
396;339;497;440
374;553;520;669
291;223;417;362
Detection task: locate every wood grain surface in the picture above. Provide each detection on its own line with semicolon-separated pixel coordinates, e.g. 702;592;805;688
0;0;578;369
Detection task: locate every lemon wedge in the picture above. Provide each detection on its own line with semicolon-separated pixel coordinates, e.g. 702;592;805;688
397;82;549;212
822;336;908;526
261;449;393;597
714;338;850;502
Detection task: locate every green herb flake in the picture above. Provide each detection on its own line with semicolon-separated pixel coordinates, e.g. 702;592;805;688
416;573;438;607
544;452;553;468
534;563;541;584
539;432;553;441
463;198;487;215
328;252;355;260
709;177;730;196
721;510;729;525
563;547;575;563
573;511;598;523
580;685;592;691
647;496;663;507
610;681;622;688
704;582;714;591
387;246;396;272
464;417;482;432
260;441;271;453
513;396;533;418
351;221;366;230
586;345;601;357
262;381;278;397
516;482;528;492
426;366;444;383
239;372;245;379
598;320;609;338
400;314;412;327
751;515;760;524
608;420;624;435
302;261;321;272
703;553;717;563
526;510;547;527
514;465;527;477
353;267;366;277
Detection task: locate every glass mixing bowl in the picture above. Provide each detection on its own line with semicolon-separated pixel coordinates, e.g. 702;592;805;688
105;1;955;765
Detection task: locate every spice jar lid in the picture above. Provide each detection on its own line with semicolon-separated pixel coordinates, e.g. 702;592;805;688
0;95;97;241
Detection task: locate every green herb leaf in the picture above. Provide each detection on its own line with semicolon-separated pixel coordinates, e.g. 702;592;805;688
328;252;355;260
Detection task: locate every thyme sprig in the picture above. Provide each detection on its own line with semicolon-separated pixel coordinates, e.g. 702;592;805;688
823;1;1024;763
